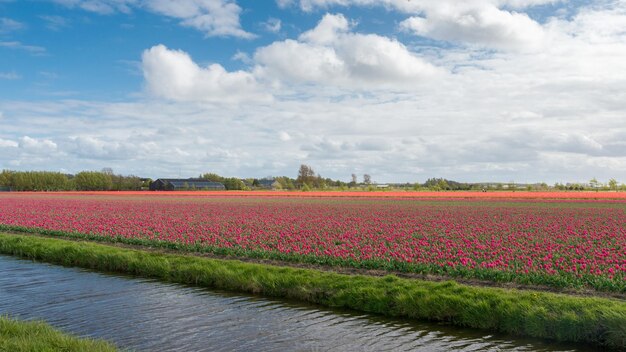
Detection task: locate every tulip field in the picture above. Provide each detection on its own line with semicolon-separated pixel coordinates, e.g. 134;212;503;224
0;192;625;292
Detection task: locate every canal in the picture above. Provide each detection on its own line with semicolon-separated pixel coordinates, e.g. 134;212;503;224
0;255;595;351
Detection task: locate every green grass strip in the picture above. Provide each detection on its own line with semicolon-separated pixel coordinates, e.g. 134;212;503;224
0;233;624;350
0;316;118;352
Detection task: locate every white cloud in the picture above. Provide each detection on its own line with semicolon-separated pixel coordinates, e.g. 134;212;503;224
18;136;57;154
0;71;20;80
552;3;626;44
290;0;561;13
67;136;152;160
279;131;292;141
39;15;70;31
232;50;252;64
52;0;136;14
53;0;253;38
289;0;553;51
141;44;270;103
254;13;442;89
0;17;24;32
0;138;18;148
0;41;46;55
275;0;294;8
543;133;605;154
1;77;625;182
261;17;282;33
144;0;254;38
400;4;546;51
500;0;564;9
299;11;351;44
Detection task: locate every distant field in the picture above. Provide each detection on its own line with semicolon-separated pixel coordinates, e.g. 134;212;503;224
1;193;624;292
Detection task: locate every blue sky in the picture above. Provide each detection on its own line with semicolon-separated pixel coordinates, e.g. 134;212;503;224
1;0;625;184
1;1;409;100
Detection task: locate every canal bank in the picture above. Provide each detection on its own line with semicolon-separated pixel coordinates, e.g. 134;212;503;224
0;316;117;352
0;233;624;350
0;254;599;351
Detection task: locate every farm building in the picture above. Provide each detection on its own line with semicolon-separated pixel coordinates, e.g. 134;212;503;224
149;178;225;191
256;178;281;189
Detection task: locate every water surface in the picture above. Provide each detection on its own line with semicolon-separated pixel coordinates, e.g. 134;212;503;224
0;255;595;351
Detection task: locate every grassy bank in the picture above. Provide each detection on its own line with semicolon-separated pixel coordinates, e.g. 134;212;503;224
0;316;118;352
0;233;625;349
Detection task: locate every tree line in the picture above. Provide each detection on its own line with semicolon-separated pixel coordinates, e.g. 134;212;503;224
200;173;247;190
0;170;149;191
1;167;623;192
202;165;350;191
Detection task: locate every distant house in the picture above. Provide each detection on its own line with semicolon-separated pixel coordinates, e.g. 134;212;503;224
256;178;281;190
149;178;225;191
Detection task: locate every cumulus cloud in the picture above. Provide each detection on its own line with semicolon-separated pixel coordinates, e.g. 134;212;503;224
399;4;546;51
288;0;551;51
144;0;254;38
18;136;57;154
0;138;18;148
66;136;156;160
141;44;270;103
552;3;626;43
53;0;253;38
254;13;442;89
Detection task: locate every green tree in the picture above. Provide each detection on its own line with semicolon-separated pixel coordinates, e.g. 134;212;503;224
74;171;113;191
222;177;246;190
275;176;296;190
589;178;599;191
0;170;12;187
297;164;316;188
142;178;152;190
437;179;450;190
608;178;618;191
349;173;357;188
202;173;223;182
0;171;69;191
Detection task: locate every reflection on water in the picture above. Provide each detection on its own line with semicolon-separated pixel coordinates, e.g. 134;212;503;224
0;255;595;352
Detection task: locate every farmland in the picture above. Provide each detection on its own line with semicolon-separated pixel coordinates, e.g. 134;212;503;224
0;192;624;293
